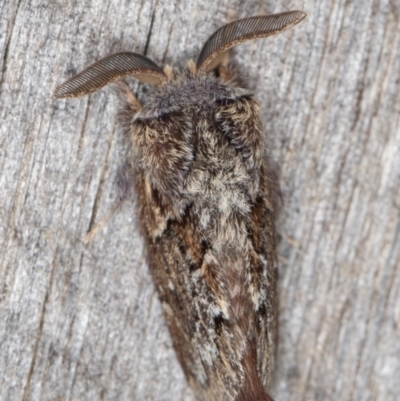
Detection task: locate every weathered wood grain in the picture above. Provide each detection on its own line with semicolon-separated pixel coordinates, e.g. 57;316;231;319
0;1;399;400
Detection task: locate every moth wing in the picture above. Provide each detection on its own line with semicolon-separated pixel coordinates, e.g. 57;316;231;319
136;179;233;400
147;174;279;397
216;95;279;385
247;185;278;387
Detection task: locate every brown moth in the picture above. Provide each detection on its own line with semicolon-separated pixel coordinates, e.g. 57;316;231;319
53;10;306;401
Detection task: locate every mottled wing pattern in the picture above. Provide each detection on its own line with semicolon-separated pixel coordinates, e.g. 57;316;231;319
134;94;277;401
246;177;278;387
215;96;278;388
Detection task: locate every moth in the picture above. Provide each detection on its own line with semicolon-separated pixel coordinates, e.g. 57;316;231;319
54;10;306;401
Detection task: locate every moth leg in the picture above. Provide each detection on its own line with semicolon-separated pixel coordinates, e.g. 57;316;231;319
217;52;233;83
112;81;142;114
216;52;249;88
82;204;119;244
82;83;138;245
82;163;135;244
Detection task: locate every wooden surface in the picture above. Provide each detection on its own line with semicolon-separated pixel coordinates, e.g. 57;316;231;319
1;1;399;400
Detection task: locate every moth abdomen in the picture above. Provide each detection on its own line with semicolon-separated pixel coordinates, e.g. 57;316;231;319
53;10;307;401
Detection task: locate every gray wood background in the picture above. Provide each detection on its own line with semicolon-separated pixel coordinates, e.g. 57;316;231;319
1;0;399;400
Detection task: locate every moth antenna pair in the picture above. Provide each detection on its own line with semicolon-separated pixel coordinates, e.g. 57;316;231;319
53;10;306;99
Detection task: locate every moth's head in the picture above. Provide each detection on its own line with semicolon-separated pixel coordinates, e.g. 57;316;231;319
53;11;306;99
